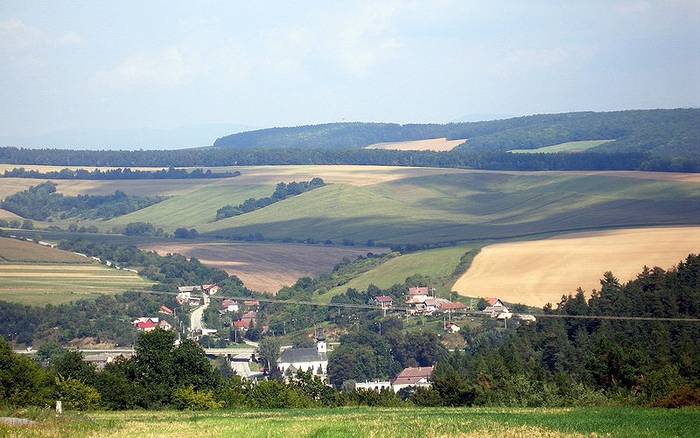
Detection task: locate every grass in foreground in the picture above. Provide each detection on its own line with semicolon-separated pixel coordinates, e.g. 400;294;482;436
2;407;698;438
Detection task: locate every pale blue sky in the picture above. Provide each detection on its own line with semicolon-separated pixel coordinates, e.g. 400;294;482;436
1;0;699;148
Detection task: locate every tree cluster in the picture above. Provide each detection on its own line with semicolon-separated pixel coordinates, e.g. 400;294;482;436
1;182;164;221
215;178;325;220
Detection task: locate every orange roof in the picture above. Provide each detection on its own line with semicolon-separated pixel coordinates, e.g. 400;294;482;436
441;302;466;310
393;366;434;385
484;297;500;306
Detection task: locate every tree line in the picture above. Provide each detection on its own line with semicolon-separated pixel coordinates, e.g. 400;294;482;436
216;178;325;220
2;146;700;173
1;167;240;180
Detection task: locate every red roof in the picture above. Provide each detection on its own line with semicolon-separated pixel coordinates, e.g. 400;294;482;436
242;311;257;320
135;320;157;329
393;366;434;385
374;295;393;303
234;319;253;329
408;287;429;295
159;305;173;315
441;302;466;311
484;297;500;306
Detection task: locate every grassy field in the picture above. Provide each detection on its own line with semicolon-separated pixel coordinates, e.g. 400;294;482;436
509;140;613;154
365;137;466;151
201;171;700;245
2;407;698;437
140;241;384;294
0;237;152;305
0;237;89;263
453;226;700;307
320;243;480;302
0;264;153;305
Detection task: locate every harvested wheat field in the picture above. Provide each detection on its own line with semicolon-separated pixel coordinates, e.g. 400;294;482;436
140;241;386;293
365;137;466;152
453;226;700;308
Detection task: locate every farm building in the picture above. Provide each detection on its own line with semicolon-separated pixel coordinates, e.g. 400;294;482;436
392;366;434;393
278;335;328;378
159;305;174;315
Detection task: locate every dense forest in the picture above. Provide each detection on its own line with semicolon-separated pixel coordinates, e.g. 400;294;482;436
1;167;240;180
216;178;325;220
1;182;164;221
213;109;700;159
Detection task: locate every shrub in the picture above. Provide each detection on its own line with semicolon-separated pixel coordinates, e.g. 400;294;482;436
54;376;101;411
653;386;700;408
172;387;222;410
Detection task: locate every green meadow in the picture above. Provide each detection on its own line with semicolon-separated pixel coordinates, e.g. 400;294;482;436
2;407;698;438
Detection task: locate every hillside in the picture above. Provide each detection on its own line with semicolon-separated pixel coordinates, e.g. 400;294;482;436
213;109;700;159
199;169;700;246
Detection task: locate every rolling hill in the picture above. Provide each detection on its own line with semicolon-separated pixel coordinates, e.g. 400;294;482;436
213;109;700;159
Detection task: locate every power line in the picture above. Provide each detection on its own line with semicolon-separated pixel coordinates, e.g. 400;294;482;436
132;289;700;323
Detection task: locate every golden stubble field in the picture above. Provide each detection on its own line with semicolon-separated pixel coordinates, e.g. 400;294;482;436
365;137;466;152
140;241;385;293
453;226;700;307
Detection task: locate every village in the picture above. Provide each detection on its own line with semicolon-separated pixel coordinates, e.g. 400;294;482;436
108;282;538;393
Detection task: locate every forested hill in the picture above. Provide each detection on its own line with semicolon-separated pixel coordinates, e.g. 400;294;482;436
213;108;700;159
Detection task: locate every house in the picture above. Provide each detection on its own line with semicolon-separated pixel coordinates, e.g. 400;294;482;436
424;298;451;314
370;295;393;309
243;299;260;309
278;335;328;378
159;305;174;315
407;286;430;302
202;284;220;295
392;366;434;393
133;317;159;325
233;320;251;330
241;311;256;325
220;299;239;313
445;323;461;333
200;328;218;336
158;320;173;330
178;285;202;293
134;320;157;332
355;380;392;392
440;301;467;313
483;297;509;317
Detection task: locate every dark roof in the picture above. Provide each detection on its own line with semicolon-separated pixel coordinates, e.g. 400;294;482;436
279;347;327;364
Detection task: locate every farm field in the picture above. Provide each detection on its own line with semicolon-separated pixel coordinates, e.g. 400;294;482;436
0;264;152;305
139;241;383;293
509;139;613;153
3;407;698;437
0;238;152;305
365;137;466;151
321;243;480;302
453;226;700;307
0;237;89;263
202;171;700;245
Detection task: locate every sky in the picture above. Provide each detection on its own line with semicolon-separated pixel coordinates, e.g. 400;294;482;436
1;0;699;148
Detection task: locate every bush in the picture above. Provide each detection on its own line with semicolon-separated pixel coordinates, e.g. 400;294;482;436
653;386;700;408
172;387;222;410
54;376;101;410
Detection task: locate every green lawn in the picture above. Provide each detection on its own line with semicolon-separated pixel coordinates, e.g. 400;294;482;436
3;407;698;437
509;139;613;153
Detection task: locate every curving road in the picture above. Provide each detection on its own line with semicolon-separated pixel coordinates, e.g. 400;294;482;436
189;294;210;333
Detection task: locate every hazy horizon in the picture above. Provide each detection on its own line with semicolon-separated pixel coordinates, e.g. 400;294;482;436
1;1;699;149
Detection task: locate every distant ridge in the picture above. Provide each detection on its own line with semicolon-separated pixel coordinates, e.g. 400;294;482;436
213;108;700;159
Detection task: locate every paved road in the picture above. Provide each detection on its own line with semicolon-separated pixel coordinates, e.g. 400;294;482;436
190;294;211;333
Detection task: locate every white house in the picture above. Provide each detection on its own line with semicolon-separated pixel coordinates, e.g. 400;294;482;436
278;336;328;378
483;297;510;317
406;286;430;304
